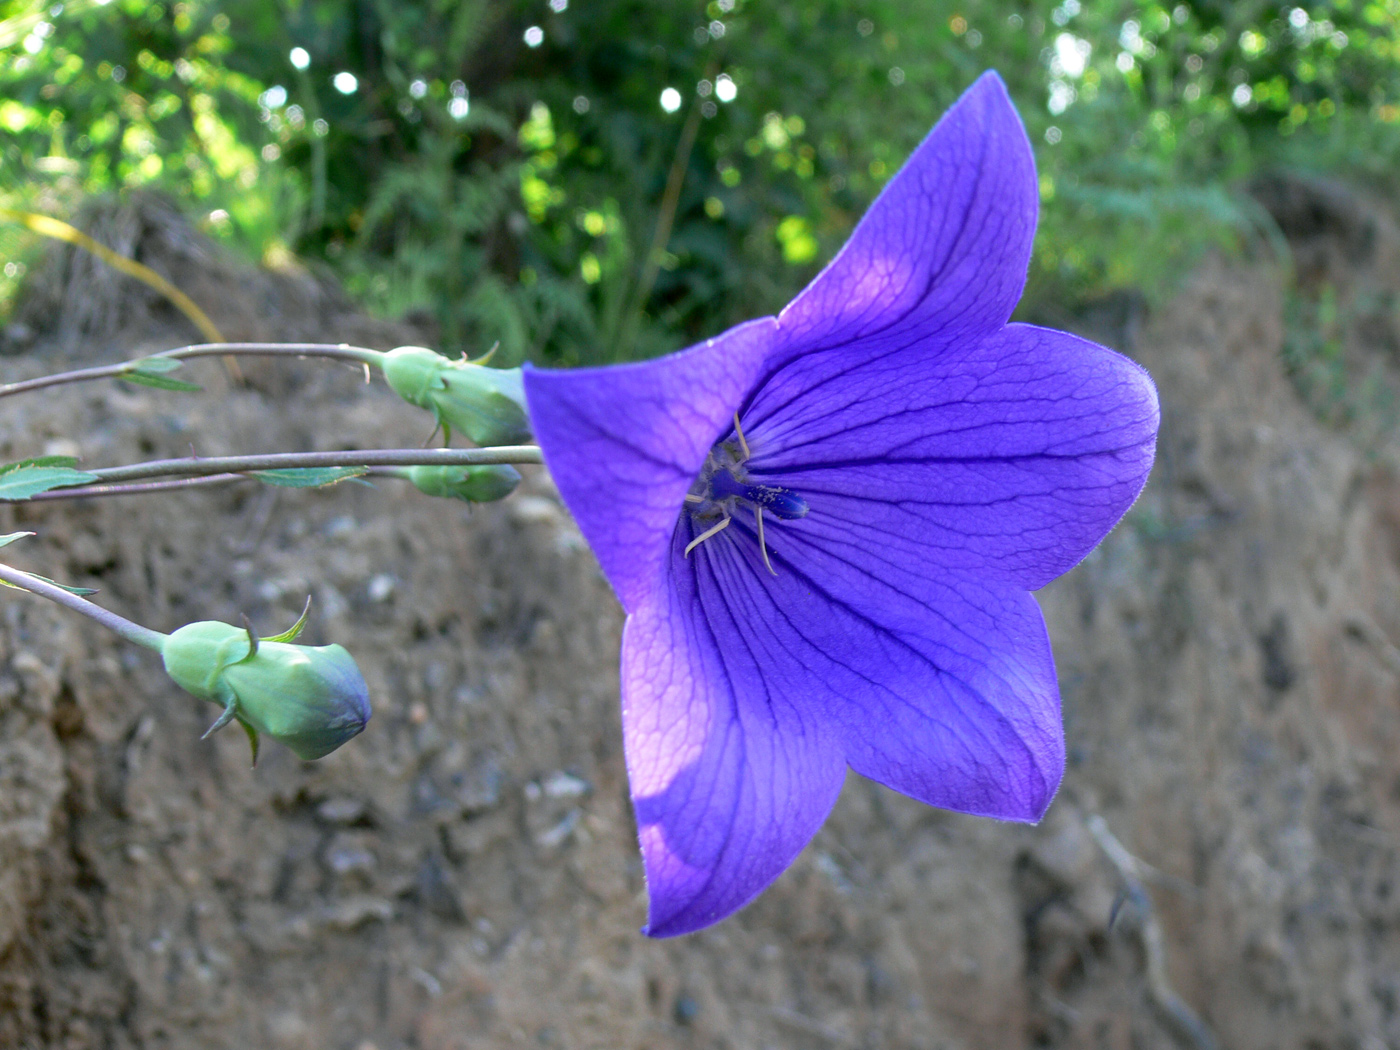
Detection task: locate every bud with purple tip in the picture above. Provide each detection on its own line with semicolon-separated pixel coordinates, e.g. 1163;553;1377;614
160;607;370;762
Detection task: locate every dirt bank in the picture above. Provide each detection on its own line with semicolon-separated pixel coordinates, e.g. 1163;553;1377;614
1;185;1398;1049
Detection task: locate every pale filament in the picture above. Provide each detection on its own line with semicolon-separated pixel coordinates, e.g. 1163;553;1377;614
684;514;731;556
754;505;777;576
733;413;751;461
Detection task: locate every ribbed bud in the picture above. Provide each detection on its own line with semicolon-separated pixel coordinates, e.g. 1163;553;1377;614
162;620;370;761
381;346;531;446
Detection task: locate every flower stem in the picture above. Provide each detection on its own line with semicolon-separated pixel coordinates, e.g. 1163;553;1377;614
0;562;168;652
25;464;494;503
85;446;542;486
27;473;249;502
0;342;388;401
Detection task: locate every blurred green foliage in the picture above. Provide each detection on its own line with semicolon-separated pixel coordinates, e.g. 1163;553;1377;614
2;0;1398;362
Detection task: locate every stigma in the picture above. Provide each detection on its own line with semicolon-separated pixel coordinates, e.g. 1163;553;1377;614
707;469;808;520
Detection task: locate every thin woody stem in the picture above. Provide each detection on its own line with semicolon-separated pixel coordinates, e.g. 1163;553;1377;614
0;562;167;652
27;473;249;502
25;464;476;503
86;446;542;486
0;342;387;400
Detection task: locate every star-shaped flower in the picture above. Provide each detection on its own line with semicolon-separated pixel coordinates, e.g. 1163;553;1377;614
523;72;1159;937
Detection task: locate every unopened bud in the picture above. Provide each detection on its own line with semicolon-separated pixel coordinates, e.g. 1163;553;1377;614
402;464;521;503
381;346;531;446
162;618;370;761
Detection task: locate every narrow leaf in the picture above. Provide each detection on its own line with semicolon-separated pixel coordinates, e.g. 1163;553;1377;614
122;357;202;391
0;531;35;547
31;572;97;596
252;466;369;488
0;456;79;477
262;596;312;644
0;466;100;500
122;371;203;392
0;571;97;596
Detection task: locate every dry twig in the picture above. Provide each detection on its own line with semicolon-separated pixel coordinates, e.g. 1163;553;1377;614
1086;815;1218;1050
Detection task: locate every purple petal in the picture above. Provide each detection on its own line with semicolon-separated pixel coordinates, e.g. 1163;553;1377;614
624;567;846;937
678;510;1062;823
774;71;1036;360
831;583;1062;818
741;324;1159;589
523;318;775;612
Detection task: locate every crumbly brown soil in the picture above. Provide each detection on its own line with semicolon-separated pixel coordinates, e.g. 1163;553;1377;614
1;186;1399;1049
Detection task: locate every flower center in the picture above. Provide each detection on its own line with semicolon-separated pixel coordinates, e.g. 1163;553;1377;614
682;416;807;574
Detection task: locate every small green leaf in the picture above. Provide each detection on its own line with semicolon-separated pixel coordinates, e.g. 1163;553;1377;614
122;369;203;392
0;571;96;596
252;467;369;488
0;531;35;547
121;357;203;392
33;573;97;596
123;372;204;392
0;455;80;476
0;466;100;500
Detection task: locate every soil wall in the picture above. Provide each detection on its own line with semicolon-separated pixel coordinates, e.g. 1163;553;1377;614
1;186;1398;1049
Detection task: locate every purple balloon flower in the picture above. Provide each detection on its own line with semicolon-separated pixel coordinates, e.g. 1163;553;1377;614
523;72;1159;937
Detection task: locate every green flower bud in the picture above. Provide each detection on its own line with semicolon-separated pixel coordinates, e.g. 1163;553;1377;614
381;346;531;446
403;464;521;503
162;618;370;762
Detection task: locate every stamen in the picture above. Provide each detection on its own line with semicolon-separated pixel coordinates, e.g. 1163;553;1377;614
754;506;777;576
684;494;704;504
684;514;731;556
733;413;751;461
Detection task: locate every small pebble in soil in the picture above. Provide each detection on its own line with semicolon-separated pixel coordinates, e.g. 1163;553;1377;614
367;573;396;602
316;797;367;825
674;995;700;1026
542;771;590;799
